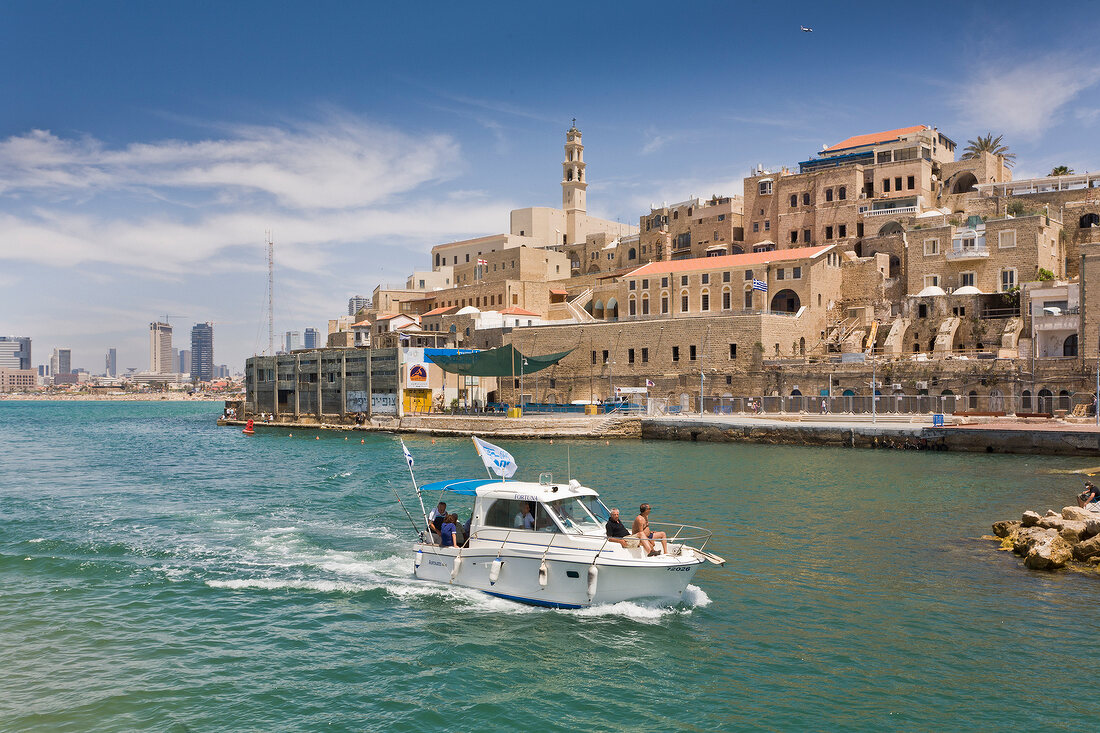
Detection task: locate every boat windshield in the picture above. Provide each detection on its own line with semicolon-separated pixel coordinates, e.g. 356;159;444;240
578;496;611;523
542;497;601;532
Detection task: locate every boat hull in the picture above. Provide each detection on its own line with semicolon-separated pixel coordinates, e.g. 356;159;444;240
413;544;702;608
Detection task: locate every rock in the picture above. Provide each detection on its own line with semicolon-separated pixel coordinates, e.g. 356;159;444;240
1038;516;1066;530
1045;509;1060;517
1061;506;1093;522
1021;511;1041;527
992;520;1021;538
1059;520;1088;544
1024;534;1073;570
1014;527;1056;555
1085;518;1100;539
1072;534;1100;562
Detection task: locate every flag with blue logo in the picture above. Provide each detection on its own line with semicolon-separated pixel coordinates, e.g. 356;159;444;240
472;436;517;478
752;279;768;292
401;439;414;468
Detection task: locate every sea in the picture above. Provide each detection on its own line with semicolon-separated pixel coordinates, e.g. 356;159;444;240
1;401;1097;732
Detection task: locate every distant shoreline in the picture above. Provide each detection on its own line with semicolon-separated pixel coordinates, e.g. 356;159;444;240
0;394;229;402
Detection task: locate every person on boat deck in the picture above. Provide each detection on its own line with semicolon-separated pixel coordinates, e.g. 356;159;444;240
440;514;458;548
462;515;473;546
604;508;633;547
1078;482;1100;509
632;503;668;557
429;502;447;531
514;502;535;529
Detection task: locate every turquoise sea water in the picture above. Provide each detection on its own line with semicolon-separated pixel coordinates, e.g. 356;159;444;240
1;401;1098;732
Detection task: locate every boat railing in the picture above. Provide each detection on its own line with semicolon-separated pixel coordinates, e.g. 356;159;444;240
647;522;713;551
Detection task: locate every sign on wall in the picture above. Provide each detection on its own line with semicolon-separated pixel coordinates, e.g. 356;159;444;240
346;390;369;412
406;362;429;386
371;392;398;415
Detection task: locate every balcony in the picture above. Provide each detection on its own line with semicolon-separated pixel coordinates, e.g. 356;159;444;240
865;205;918;217
1032;312;1080;332
945;245;990;261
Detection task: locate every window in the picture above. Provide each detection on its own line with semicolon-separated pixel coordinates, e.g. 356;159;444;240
825;226;833;240
745;270;753;280
793;266;802;279
803;229;811;243
723;290;731;309
776;268;785;280
894;177;902;190
752;222;759;232
672;346;680;362
681;292;689;312
642;295;650;315
918;303;928;318
759;180;773;195
602;350;608;363
838;224;847;238
924;238;940;256
764;220;770;231
729;344;737;359
825;188;833;202
628;348;635;364
701;292;710;311
661;295;669;314
1000;268;1017;292
999;230;1016;249
907;175;915;190
722;271;731;283
642;279;649;289
629;280;636;290
661;277;669;288
701;273;709;285
790;194;798;208
591;351;597;365
857;223;864;237
681;275;688;286
628;298;636;316
790;230;798;244
718;214;725;221
689;345;697;361
961;272;975;287
883;178;890;193
838;186;847;200
744;289;753;308
924;275;939;288
877;151;892;164
802;193;810;206
641;348;649;363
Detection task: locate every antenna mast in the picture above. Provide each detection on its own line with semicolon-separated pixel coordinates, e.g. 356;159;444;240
266;231;274;355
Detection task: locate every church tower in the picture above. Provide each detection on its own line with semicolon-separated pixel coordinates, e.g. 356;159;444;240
561;122;587;245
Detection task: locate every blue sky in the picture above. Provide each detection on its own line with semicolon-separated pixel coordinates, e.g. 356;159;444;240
2;0;1099;372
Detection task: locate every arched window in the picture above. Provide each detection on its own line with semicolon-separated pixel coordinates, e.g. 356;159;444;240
1022;389;1032;410
950;172;978;194
1081;213;1100;228
770;289;800;313
1038;388;1053;414
628;248;637;260
641;294;650;316
680;290;689;313
722;286;732;310
700;288;710;312
628;295;637;317
1059;390;1071;411
660;291;669;314
567;169;573;181
1064;333;1079;357
799;337;806;355
968;390;978;409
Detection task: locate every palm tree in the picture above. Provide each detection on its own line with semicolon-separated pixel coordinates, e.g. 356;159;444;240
961;133;1016;168
1049;165;1074;176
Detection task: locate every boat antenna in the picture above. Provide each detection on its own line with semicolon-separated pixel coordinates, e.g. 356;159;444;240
567;444;571;481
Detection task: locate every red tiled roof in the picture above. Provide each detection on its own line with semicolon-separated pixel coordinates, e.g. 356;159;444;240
421;305;457;317
352;320;372;328
549;288;569;295
823;125;928;153
499;307;541;317
626;245;832;276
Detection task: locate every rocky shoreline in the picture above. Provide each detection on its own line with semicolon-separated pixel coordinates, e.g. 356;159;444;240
989;506;1100;572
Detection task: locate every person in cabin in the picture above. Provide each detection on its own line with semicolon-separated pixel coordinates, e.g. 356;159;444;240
604;508;634;547
514;502;535;529
1077;482;1100;510
632;503;668;557
429;502;447;531
440;514;458;548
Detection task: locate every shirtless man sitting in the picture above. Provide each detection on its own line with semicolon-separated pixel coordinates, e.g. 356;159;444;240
604;508;633;547
632;503;668;557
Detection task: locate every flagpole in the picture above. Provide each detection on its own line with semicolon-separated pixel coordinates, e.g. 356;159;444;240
402;439;431;534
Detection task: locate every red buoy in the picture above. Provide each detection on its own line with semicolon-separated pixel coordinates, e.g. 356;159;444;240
242;419;255;435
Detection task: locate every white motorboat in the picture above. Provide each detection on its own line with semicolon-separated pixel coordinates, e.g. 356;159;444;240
410;472;724;609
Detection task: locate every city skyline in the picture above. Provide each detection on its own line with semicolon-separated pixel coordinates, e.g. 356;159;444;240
2;1;1100;370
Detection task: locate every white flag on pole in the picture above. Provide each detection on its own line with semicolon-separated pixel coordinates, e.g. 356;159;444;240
401;439;414;468
472;436;517;478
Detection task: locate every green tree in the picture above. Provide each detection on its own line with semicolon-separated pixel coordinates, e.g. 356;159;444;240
1049;165;1074;176
961;133;1016;168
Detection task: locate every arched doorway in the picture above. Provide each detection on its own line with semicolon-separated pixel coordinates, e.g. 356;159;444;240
1038;388;1053;414
586;264;600;274
1022;389;1032;411
941;389;956;413
878;221;903;236
1059;390;1071;411
889;255;901;279
1064;334;1078;356
1081;213;1100;228
968;390;978;409
789;388;803;412
605;298;618;321
950;172;978;194
989;389;1004;412
770;289;800;313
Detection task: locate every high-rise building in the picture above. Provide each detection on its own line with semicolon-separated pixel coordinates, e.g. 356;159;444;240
284;330;302;352
50;348;72;376
348;295;370;316
178;349;191;375
105;348;117;377
149;322;173;374
304;328;320;349
0;337;31;369
190;322;214;382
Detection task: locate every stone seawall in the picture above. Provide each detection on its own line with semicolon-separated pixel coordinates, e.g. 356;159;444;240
220;414;641;439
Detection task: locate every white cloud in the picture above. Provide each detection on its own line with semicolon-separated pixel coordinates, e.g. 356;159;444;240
954;57;1100;138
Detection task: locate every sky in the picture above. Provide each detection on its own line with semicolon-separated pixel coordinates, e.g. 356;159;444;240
2;0;1100;373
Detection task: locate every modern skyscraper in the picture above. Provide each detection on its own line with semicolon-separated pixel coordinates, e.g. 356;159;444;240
50;348;71;376
150;322;173;374
105;348;117;377
284;330;302;352
348;295;370;316
304;328;319;349
178;349;191;375
190;322;214;382
0;337;31;369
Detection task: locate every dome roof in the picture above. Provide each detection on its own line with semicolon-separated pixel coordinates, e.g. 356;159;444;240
916;285;946;297
455;305;480;315
953;285;983;295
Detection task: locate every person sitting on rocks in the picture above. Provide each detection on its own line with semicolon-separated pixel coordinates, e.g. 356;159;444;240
1077;482;1100;510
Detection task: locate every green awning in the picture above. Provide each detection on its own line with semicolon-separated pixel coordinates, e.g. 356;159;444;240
427;345;573;377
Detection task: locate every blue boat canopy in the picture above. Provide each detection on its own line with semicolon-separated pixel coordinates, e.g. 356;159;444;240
418;478;507;496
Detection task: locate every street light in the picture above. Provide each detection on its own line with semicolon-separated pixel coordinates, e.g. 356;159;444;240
520;358;528;410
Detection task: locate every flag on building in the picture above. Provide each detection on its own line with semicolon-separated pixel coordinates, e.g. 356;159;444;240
752;279;768;292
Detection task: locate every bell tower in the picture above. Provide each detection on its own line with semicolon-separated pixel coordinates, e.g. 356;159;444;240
561;120;586;245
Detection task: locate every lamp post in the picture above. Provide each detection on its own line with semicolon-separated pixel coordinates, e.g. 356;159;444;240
520;358;528;411
605;359;614;403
